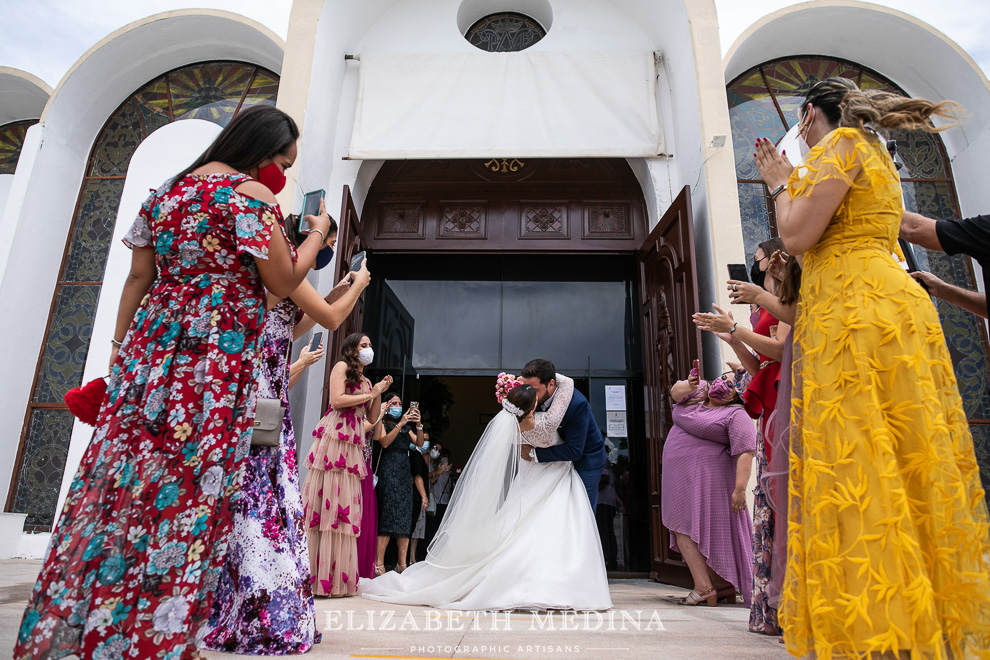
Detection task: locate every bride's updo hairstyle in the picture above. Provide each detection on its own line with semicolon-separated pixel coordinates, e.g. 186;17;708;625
504;384;537;419
802;77;962;137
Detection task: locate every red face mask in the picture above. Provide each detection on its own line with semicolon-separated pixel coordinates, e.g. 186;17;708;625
256;161;286;195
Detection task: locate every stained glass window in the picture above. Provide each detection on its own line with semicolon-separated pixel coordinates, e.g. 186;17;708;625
465;12;546;52
11;61;279;530
0;120;38;175
727;56;990;504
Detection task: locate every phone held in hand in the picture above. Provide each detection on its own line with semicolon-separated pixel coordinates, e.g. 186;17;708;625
350;250;366;273
309;331;323;352
299;189;325;233
690;359;699;378
727;263;749;282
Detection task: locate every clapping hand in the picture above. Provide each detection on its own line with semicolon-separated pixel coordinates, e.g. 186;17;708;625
767;250;788;282
373;375;393;396
754;137;794;190
693;304;735;334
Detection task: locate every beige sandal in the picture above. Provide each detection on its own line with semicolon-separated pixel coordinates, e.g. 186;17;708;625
396;563;407;573
677;588;717;606
374;564;385;577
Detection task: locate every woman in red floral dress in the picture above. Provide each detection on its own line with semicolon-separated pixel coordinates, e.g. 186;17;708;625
14;106;331;660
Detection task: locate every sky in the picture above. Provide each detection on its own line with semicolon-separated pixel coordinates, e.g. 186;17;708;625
1;0;988;89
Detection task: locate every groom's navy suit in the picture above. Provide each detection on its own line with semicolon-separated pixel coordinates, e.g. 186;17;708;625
534;388;607;511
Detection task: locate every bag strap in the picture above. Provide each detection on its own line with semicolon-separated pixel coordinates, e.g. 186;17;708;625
275;336;293;401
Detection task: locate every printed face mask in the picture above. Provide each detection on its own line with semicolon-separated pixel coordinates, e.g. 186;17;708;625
256;161;286;194
708;377;734;403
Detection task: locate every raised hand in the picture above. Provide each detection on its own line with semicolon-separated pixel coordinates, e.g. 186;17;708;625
693;304;735;334
754;137;794;190
767;249;789;282
298;343;324;366
727;280;766;306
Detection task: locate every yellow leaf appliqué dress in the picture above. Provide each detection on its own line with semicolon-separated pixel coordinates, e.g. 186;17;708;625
783;127;990;659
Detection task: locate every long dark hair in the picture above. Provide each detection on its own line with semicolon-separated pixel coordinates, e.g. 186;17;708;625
339;332;367;389
174;105;300;182
777;257;804;306
802;77;962;137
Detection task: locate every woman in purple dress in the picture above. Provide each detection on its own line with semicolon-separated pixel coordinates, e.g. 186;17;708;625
661;369;756;607
205;225;371;654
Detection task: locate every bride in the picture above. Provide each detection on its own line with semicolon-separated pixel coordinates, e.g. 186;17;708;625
358;375;612;611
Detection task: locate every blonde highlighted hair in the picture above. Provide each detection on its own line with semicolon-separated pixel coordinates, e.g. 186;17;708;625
803;77;963;136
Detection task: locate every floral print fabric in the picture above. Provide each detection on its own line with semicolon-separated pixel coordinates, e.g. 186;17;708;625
783;128;990;659
14;173;289;660
204;299;320;654
301;379;371;597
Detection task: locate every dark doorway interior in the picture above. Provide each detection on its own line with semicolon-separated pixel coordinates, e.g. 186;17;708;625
364;253;651;573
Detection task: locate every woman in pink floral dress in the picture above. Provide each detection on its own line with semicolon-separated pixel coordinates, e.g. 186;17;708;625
302;332;390;597
14;106;331;660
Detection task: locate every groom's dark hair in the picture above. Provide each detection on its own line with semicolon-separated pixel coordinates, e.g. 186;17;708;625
521;359;556;385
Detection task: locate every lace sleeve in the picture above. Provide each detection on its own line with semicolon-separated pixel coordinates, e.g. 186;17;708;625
521;373;574;447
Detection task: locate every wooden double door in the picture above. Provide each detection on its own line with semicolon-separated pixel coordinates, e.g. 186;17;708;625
324;163;702;582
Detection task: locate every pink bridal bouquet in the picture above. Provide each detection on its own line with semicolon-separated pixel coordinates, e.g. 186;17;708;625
495;372;523;404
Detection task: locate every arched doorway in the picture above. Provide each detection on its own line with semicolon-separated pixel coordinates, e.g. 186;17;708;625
341;158;700;579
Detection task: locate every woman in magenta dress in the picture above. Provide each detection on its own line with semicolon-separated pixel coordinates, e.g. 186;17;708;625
14;106;331;660
358;403;385;578
661;370;756;607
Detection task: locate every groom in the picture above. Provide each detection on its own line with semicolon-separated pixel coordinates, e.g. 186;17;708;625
519;358;607;511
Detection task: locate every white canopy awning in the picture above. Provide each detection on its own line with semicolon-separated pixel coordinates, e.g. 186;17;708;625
347;51;663;160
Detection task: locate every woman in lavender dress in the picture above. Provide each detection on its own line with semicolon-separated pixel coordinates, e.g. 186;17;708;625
661;369;756;607
205;225;371;654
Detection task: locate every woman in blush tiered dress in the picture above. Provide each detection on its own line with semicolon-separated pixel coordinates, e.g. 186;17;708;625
301;332;391;597
661;370;756;607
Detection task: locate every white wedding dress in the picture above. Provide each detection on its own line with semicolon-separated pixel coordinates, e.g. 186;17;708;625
359;376;612;611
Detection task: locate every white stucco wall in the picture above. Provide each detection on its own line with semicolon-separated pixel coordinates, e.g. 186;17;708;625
278;0;745;437
0;11;283;539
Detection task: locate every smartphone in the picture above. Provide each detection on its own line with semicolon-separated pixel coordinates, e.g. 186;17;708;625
409;401;419;411
727;263;749;282
690;359;699;378
350;250;366;273
309;331;323;352
299;189;325;233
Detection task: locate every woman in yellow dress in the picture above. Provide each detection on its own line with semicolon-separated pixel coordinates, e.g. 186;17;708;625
755;77;990;659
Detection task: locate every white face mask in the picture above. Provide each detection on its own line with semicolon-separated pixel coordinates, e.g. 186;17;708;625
778;122;810;167
357;347;374;365
430;449;440;459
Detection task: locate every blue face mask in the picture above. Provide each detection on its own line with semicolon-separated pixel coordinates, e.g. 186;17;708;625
389;406;402;418
409;440;430;452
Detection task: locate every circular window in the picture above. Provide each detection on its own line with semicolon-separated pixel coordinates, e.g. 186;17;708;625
465;12;546;52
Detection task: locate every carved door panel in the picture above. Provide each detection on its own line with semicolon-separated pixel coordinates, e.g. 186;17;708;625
637;186;703;585
322;186;366;413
